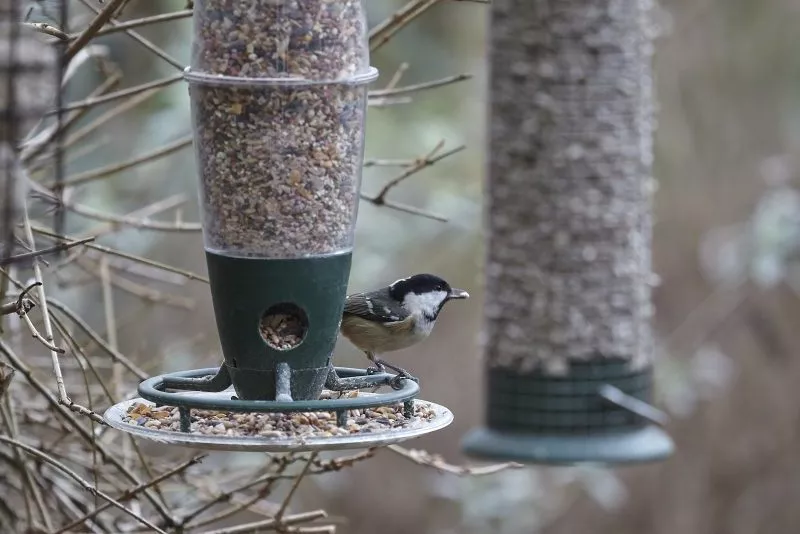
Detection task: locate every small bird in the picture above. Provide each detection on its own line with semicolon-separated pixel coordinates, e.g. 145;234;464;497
340;273;469;379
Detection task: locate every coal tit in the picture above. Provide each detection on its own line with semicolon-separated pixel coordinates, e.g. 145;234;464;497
340;273;469;378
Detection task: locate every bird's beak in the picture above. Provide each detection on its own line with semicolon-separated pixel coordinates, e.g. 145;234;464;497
447;288;470;300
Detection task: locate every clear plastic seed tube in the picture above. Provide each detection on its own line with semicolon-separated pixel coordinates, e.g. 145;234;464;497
187;0;376;259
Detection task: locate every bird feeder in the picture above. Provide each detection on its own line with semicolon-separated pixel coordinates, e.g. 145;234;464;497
461;0;674;465
104;0;452;451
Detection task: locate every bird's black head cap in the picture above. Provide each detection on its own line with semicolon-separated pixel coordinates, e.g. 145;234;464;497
388;273;452;300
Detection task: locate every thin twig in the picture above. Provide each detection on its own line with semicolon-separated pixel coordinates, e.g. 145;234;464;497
65;0;131;62
286;527;336;534
363;158;417;168
61;82;168;154
369;73;472;98
0;436;169;534
369;0;446;52
359;143;464;221
46;74;184;116
57;135;193;187
69;9;193;40
63;200;202;232
51;455;206;534
374;142;463;203
22;73;122;164
23;22;70;41
387;445;525;475
20;310;65;354
30;225;209;283
77;258;196;310
367;95;413;107
276;453;318;522
0;299;34;316
0;237;95;266
0;362;14;398
198;510;328;534
79;194;189;240
384;62;409;90
76;0;186;70
0;399;35;529
0;395;54;531
180;455;297;528
45;298;148;380
0;336;176;524
185;477;278;529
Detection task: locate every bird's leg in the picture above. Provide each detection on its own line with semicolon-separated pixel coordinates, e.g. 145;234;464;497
373;358;418;383
365;351;385;375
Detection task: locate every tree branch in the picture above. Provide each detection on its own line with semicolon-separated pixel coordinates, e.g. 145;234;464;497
0;436;169;534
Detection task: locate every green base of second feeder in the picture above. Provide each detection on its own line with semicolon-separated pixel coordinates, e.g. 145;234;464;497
461;425;674;466
461;361;675;466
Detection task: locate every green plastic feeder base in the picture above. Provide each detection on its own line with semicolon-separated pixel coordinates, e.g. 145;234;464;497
205;250;352;401
461;425;674;466
460;360;675;466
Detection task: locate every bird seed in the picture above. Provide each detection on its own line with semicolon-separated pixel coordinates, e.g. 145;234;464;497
189;0;372;258
192;0;369;80
191;82;367;258
123;398;436;438
259;311;306;350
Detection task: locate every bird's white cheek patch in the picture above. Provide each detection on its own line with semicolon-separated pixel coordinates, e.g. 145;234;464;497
403;291;448;319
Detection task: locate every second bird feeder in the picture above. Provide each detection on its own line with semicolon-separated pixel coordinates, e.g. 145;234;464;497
461;0;674;465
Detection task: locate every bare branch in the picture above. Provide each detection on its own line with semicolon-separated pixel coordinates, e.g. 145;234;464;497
45;298;149;380
198;510;328;534
0;336;176;523
76;0;186;70
359;142;464;222
76;258;196;310
369;73;473;98
287;527;336;534
51;455;206;534
23;22;69;41
387;445;525;475
359;195;449;222
376;142;460;203
19;308;65;354
181;455;297;528
22;73;122;164
61;81;169;155
0;237;95;266
276;453;318;522
69;10;194;40
0;362;14;400
66;0;131;62
0;436;169;534
62;200;202;232
47;74;184;116
369;0;447;52
59;136;192;187
30;225;209;283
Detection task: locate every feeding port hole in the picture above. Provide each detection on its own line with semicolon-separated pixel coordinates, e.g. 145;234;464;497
259;302;308;351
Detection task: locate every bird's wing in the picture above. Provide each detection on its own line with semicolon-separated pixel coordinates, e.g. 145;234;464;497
343;289;408;323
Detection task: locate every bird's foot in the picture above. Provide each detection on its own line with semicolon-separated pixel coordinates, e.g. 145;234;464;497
375;359;418;384
366;363;385;375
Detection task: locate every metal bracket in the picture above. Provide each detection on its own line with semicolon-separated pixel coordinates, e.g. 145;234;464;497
598;384;669;427
325;366;400;391
161;363;232;392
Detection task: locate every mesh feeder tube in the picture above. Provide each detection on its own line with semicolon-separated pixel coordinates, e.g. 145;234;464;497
461;0;674;465
186;0;378;401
